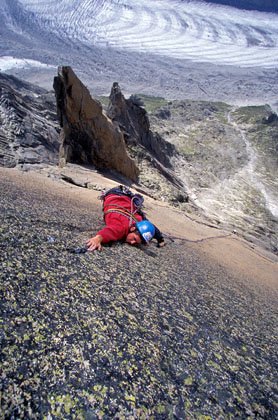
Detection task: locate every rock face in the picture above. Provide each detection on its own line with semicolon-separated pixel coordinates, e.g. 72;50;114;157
53;67;139;181
107;82;175;168
0;73;60;168
1;168;277;419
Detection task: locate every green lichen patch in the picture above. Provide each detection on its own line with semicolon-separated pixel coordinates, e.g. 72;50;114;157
0;172;277;419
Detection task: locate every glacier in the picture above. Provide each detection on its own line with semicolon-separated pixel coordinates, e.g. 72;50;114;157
0;0;277;106
14;0;278;67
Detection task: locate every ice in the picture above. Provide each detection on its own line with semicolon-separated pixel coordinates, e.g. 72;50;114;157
0;56;55;72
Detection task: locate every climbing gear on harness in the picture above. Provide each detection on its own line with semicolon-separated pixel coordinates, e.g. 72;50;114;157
104;208;139;224
136;220;155;243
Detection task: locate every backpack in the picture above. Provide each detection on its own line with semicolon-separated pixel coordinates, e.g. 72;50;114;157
99;185;145;211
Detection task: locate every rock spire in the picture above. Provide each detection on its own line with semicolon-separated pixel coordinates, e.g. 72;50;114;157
53;67;139;181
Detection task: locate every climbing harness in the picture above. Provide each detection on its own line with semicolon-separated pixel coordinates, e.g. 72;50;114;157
103;207;139;225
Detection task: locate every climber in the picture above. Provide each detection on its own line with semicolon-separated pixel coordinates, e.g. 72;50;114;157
86;185;165;252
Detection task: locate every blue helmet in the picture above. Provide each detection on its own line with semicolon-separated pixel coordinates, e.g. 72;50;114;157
136;220;155;243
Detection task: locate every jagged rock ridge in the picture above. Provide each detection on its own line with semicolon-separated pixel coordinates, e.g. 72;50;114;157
107;82;186;193
0;73;59;167
107;82;175;167
107;82;175;168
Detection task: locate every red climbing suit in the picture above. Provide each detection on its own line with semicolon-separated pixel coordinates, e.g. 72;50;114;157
96;194;143;243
